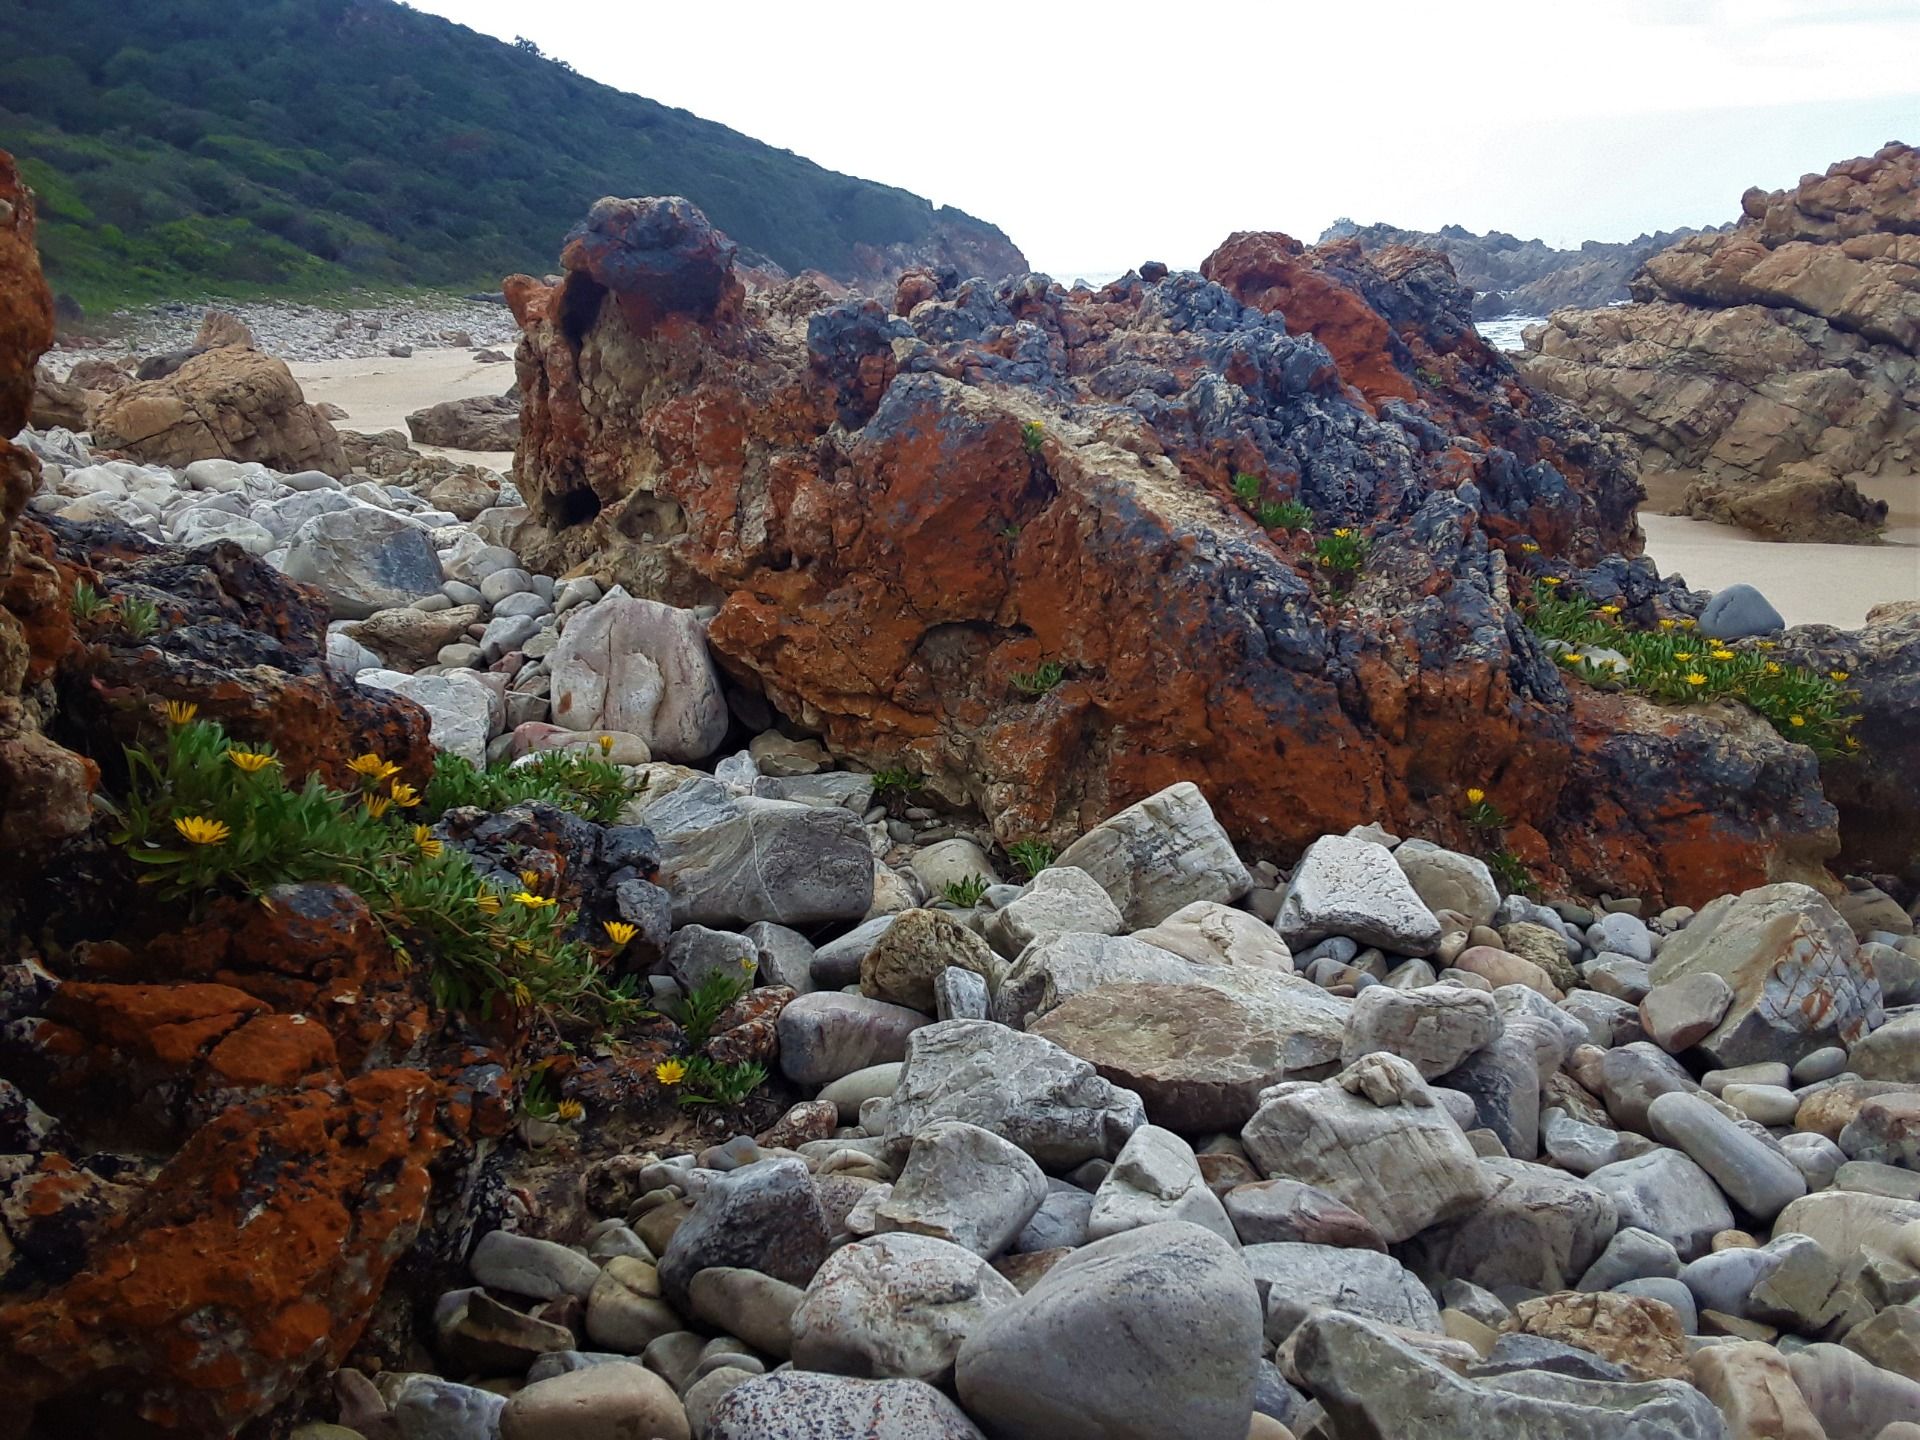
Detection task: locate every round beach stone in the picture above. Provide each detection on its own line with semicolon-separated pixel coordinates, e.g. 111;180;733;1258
498;1362;689;1440
705;1370;984;1439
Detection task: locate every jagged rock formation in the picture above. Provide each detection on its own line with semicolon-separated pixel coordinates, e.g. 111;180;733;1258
1516;142;1918;542
507;196;1842;907
90;345;349;476
1321;218;1716;318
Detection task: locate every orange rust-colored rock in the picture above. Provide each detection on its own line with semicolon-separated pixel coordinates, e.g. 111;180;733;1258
509;197;1836;908
0;1070;447;1436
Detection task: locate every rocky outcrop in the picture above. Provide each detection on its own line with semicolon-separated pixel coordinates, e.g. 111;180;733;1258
1517;142;1918;541
91;345;348;476
406;391;521;450
1321;217;1716;318
506;195;1837;907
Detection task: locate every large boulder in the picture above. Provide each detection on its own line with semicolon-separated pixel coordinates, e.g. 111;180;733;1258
407;392;521;450
280;507;445;619
953;1222;1262;1440
1411;1157;1619;1292
1648;882;1882;1067
91;346;348;476
1276;834;1443;956
507;193;1831;908
1049;781;1253;927
549;586;727;761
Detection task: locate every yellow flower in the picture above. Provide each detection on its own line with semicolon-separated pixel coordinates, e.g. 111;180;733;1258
514;891;558;909
1764;661;1782;676
555;1099;585;1122
511;981;533;1007
226;748;278;772
389;781;422;808
1333;527;1353;538
1678;617;1697;629
598;734;614;754
348;753;398;782
1710;649;1736;662
519;869;541;889
1562;653;1584;664
164;700;199;726
364;794;392;819
1757;640;1776;650
603;920;637;946
1518;542;1540;554
1829;669;1850;683
1599;603;1622;616
1540;576;1562;588
173;814;230;845
1844;735;1861;751
1685;673;1708;686
413;825;443;858
1658;619;1676;630
1465;787;1486;805
655;1059;688;1086
1674;651;1694;662
1789;714;1806;728
740;956;758;971
474;892;502;914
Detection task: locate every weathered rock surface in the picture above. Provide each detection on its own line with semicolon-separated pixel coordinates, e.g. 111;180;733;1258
1517;142;1918;541
92;346;348;477
549;587;727;760
407;392;521;450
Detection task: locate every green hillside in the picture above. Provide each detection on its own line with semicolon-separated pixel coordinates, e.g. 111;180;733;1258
0;0;1020;313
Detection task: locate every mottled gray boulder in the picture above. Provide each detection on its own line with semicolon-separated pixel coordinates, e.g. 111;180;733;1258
791;1233;1017;1384
1086;1125;1235;1244
704;1371;984;1440
656;1157;830;1311
357;668;498;766
1222;1178;1386;1250
1412;1157;1618;1292
882;1020;1145;1169
982;866;1124;956
1439;1015;1566;1160
1031;972;1350;1131
1240;1052;1492;1245
1586;1148;1735;1261
1649;882;1882;1067
469;1230;600;1301
991;931;1192;1028
954;1222;1262;1440
1647;1090;1807;1219
1562;990;1646;1049
1294;1311;1727;1440
1013;1180;1094;1253
777;992;928;1086
1050;781;1253;928
644;777;874;928
665;924;758;994
861;908;1001;1013
1543;1108;1642;1176
874;1121;1047;1257
1850;1012;1920;1082
1639;973;1734;1053
282;506;443;618
1343;984;1501;1079
1393;839;1500;929
934;966;989;1021
1277;835;1443;956
742;921;816;994
1244;1241;1439;1341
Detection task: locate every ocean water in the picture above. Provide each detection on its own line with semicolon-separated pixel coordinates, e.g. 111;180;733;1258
1473;315;1546;352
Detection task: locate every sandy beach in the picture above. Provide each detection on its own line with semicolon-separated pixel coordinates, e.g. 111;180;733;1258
291;349;516;471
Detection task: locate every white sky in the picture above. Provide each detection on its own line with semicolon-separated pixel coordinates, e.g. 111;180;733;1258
411;0;1920;277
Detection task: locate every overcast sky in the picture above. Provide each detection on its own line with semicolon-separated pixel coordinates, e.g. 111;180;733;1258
412;0;1919;277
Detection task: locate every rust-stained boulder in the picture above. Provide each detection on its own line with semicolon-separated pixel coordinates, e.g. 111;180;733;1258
509;195;1836;906
91;345;347;476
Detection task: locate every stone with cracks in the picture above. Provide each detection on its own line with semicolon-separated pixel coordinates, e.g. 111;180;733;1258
281;507;444;619
1240;1052;1492;1245
1086;1125;1236;1244
1648;882;1882;1068
548;586;727;761
91;345;348;476
1341;983;1502;1079
1049;782;1253;928
1412;1157;1619;1293
861;908;1001;1013
981;866;1125;957
1276;835;1443;956
1503;1291;1690;1382
989;931;1194;1028
1691;1341;1828;1440
954;1222;1262;1440
881;1020;1146;1169
790;1232;1019;1385
1245;1241;1440;1342
1129;900;1294;970
873;1120;1047;1258
1222;1178;1387;1250
643;777;874;927
656;1156;831;1311
1031;973;1350;1131
1585;1148;1735;1261
1294;1310;1727;1440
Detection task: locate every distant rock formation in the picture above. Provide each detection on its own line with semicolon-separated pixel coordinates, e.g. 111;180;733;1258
90;345;348;476
503;196;1842;906
1320;219;1716;318
1515;142;1917;542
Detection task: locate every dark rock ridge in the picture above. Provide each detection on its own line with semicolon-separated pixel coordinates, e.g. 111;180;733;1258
1516;141;1918;542
1320;217;1720;319
506;196;1844;907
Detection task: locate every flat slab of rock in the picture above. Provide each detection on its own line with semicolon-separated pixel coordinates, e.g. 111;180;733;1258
1032;973;1349;1131
1341;983;1501;1079
1245;1241;1439;1342
990;932;1194;1028
1130;899;1293;970
1276;834;1443;957
874;1120;1047;1257
1222;1178;1385;1250
1050;782;1253;928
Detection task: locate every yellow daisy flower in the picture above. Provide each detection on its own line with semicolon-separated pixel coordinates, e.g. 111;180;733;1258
1789;714;1806;728
603;920;638;946
1465;787;1486;805
1599;603;1622;616
389;781;422;809
347;753;399;782
655;1059;688;1086
598;734;615;754
1829;670;1849;683
1333;527;1353;538
474;892;502;914
174;814;230;845
164;700;199;725
1710;649;1736;662
519;869;541;889
413;825;443;858
1540;576;1562;588
1674;652;1694;662
514;891;558;909
1677;617;1697;629
1518;542;1540;554
511;981;533;1007
226;748;278;773
1685;673;1708;686
555;1099;585;1122
1764;661;1782;676
364;794;392;819
1658;619;1676;630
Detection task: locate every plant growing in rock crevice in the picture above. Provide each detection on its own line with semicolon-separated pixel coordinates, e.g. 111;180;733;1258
662;966;754;1050
1312;528;1370;583
1021;420;1046;456
425;749;635;824
1010;660;1065;696
1006;838;1055;879
942;874;989;907
108;709;646;1031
